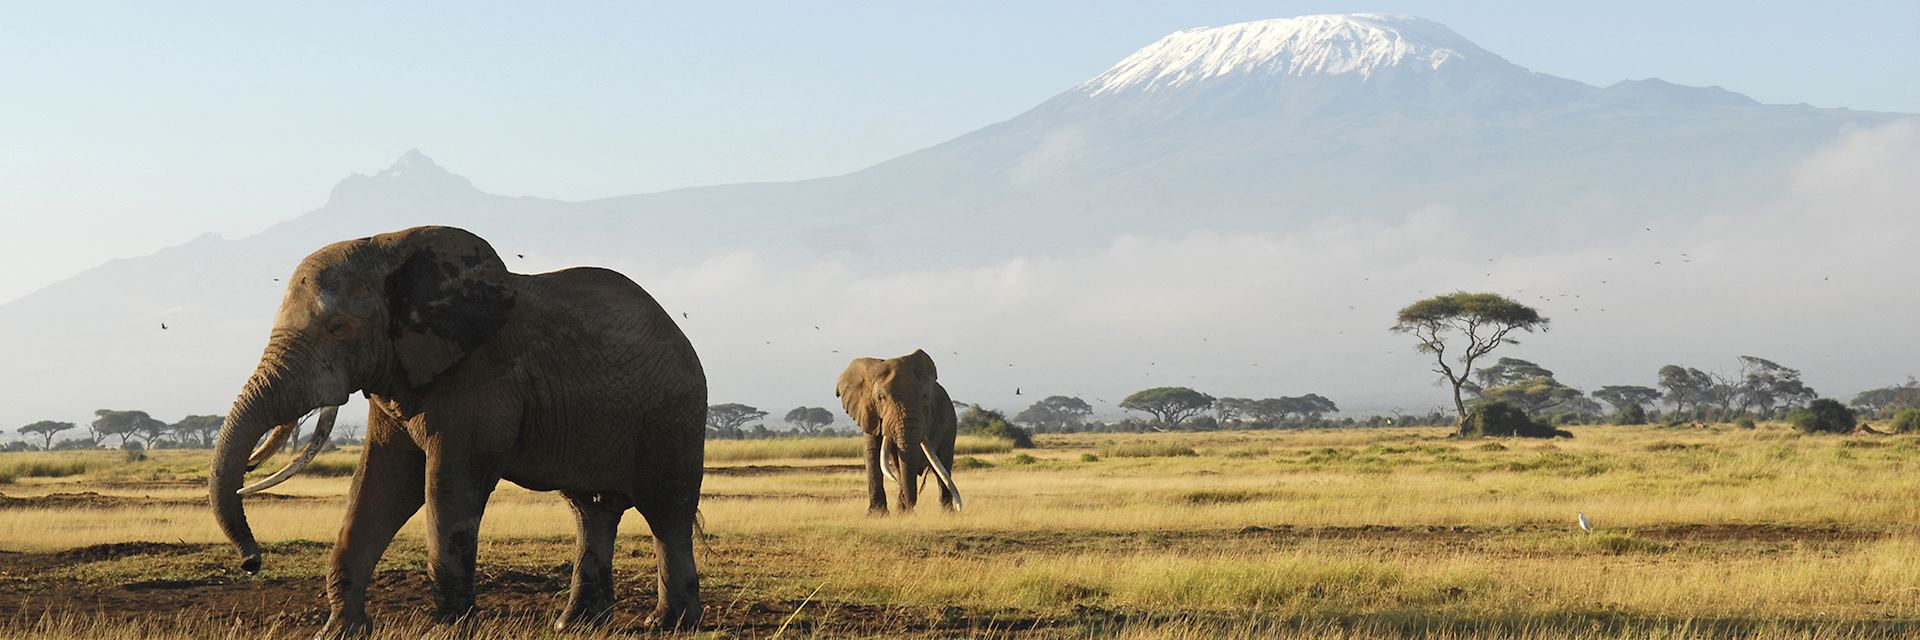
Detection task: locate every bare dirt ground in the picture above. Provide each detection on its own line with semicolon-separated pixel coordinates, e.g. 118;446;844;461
0;522;1902;639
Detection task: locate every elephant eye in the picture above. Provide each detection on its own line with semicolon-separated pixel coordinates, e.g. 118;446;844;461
324;315;355;337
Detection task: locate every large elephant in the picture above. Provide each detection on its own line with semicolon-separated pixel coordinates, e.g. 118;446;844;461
835;349;963;514
207;226;706;637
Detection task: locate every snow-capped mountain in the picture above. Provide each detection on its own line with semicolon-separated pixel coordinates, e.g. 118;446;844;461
0;14;1909;428
1080;14;1504;95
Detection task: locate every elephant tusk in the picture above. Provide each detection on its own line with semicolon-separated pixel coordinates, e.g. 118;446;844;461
238;406;339;496
919;442;962;511
245;413;307;471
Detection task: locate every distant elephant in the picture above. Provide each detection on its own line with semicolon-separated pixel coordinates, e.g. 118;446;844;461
206;226;706;637
836;349;963;514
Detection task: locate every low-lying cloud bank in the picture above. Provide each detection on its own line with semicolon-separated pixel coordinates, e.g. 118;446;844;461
629;119;1920;419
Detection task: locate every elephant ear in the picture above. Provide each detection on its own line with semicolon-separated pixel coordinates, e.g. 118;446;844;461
382;227;516;388
904;348;939;382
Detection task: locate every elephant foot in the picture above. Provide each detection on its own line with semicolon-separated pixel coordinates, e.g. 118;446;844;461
313;613;372;640
866;505;890;517
553;598;616;632
645;601;703;632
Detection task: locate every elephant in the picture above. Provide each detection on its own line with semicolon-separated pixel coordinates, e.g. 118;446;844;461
206;226;706;637
835;349;963;515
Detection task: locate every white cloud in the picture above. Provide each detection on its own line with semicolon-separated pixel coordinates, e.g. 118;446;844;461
606;120;1920;421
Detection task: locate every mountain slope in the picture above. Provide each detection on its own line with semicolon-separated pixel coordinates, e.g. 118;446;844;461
0;14;1908;428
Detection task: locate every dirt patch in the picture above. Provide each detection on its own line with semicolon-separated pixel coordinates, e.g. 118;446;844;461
121;576;235;590
0;491;320;510
55;541;207;563
705;464;864;476
1637;522;1877;543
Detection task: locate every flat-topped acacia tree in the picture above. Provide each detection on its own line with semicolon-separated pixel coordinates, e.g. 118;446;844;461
1392;292;1549;427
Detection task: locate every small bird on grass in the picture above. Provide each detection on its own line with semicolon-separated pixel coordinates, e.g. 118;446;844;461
1577;512;1593;534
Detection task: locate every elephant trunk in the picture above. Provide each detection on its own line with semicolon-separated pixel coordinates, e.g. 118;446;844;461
890;413;932;509
208;334;330;573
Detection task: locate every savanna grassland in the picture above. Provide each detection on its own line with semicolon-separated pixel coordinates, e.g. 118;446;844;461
0;426;1916;639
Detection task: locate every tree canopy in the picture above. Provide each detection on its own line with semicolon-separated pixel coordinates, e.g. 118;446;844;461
706;403;768;438
1119;387;1215;430
782;406;835;434
1592;386;1662;413
1734;356;1816;416
1013;395;1094;433
1391;292;1548;425
1852;378;1920;417
17;421;76;449
90;409;166;447
169;415;223;448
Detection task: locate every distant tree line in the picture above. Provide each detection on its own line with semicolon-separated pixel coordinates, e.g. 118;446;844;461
8;409;365;452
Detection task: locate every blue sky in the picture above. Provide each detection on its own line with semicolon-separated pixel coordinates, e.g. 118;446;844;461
2;1;1915;303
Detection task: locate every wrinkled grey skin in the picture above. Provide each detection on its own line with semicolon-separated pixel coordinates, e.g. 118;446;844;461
836;349;959;514
208;226;705;638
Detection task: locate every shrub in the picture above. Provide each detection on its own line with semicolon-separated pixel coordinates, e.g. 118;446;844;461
954;456;994;470
1460;401;1570;439
1078;453;1100;462
958;406;1035;448
1892;408;1920;433
1789;399;1856;434
1735;417;1757;430
1614;403;1648;425
1008;453;1038;465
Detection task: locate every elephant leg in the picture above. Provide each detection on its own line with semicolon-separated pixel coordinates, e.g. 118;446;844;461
862;433;888;515
637;502;702;631
554;491;623;631
319;442;425;640
423;455;503;624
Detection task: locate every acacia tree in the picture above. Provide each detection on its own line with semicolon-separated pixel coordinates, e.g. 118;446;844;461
1013;395;1094;433
706;403;768;438
1288;394;1339;420
1471;358;1555;392
91;409;164;447
782;406;835;434
1852;378;1920;417
1592;386;1661;414
1735;356;1815;416
1392;292;1549;426
17;421;76;449
170;415;224;448
1120;387;1215;431
1214;397;1254;424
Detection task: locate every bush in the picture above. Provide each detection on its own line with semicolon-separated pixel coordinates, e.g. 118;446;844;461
1614;404;1647;426
1079;453;1100;462
954;456;993;470
1735;417;1757;430
1789;399;1857;434
1460;401;1570;439
1008;453;1038;465
1892;408;1920;433
958;406;1035;448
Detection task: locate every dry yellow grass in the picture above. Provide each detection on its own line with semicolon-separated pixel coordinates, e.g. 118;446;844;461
0;424;1915;638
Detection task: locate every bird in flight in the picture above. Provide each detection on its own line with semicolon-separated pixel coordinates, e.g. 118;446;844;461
160;323;168;330
1015;388;1022;395
682;312;689;319
516;254;525;259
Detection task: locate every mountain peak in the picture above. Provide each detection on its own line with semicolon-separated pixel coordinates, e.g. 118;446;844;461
325;149;479;207
1079;14;1505;96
